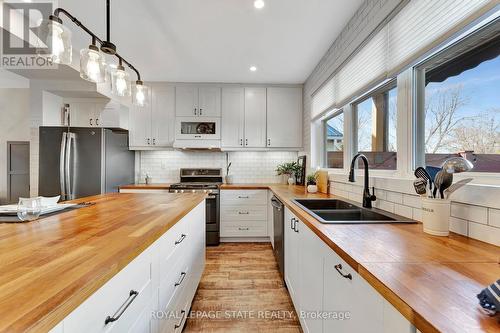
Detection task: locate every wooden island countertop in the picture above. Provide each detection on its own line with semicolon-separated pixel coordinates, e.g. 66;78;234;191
221;184;500;333
0;192;206;333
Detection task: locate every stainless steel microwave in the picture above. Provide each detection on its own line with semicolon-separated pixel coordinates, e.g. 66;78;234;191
175;117;221;140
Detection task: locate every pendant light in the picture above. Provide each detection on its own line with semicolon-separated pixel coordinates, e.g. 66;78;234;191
133;81;149;107
36;16;72;64
80;38;105;83
111;59;131;97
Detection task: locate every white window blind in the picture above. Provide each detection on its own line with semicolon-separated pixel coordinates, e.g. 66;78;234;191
387;0;494;75
311;76;335;119
336;27;388;106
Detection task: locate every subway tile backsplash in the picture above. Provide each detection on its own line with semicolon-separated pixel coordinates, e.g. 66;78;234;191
330;179;500;247
139;150;298;184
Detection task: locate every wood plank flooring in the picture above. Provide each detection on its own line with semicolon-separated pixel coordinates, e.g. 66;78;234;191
184;243;301;333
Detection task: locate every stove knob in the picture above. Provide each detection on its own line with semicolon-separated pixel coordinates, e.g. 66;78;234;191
207;189;212;194
203;189;207;193
180;190;184;193
192;190;196;193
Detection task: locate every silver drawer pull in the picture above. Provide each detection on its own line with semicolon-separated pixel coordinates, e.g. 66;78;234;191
238;211;250;215
238;227;250;231
174;310;186;329
174;272;187;287
175;234;186;245
237;196;249;199
334;264;352;280
104;290;139;325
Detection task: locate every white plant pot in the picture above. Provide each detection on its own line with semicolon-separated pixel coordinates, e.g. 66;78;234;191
225;175;234;185
421;197;451;236
307;185;318;193
288;177;295;185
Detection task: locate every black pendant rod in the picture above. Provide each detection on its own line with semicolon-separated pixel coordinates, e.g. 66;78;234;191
106;0;111;42
51;7;141;81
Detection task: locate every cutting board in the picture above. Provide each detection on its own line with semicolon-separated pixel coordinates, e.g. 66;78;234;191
316;170;329;194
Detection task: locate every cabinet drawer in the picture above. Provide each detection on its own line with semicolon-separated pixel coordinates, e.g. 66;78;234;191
221;219;267;228
220;206;267;221
221;190;267;206
220;225;267;237
64;249;152;333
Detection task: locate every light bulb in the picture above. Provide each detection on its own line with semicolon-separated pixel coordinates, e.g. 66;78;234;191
136;89;145;104
51;24;65;62
115;71;127;95
133;81;149;107
80;46;105;83
86;52;101;81
254;0;265;9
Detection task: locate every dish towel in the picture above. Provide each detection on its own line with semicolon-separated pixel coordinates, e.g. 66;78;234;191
477;279;500;316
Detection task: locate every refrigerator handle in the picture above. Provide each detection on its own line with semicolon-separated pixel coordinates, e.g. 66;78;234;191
65;133;74;200
60;132;67;200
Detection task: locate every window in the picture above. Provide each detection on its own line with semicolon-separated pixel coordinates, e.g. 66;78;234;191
418;35;500;172
324;111;344;168
353;85;397;170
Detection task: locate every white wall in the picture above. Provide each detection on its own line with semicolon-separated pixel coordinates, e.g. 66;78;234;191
0;89;31;204
139;150;298;184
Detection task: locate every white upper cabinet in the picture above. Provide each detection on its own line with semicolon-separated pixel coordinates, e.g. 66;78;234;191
244;87;267;148
129;85;175;148
176;86;221;117
198;87;221;117
175;86;199;117
266;87;302;148
69;102;97;127
221;87;245;148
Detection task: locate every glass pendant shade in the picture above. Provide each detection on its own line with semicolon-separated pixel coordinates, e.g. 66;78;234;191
36;19;72;64
80;45;105;83
111;66;131;97
133;81;149;107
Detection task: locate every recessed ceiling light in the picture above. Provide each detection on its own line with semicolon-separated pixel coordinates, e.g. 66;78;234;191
254;0;265;9
249;66;257;72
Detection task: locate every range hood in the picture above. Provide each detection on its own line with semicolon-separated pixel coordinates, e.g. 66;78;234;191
173;140;221;150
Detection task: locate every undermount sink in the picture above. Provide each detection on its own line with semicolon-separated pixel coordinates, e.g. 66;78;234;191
292;199;416;224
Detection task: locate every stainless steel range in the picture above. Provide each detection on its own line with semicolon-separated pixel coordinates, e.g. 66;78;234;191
169;168;222;246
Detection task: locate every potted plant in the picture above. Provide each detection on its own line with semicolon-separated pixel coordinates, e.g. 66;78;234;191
276;162;301;185
306;173;318;193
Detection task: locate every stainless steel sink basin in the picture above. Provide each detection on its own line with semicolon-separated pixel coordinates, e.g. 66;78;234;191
292;198;416;224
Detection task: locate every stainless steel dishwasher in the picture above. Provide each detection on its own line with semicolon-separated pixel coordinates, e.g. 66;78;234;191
271;195;285;280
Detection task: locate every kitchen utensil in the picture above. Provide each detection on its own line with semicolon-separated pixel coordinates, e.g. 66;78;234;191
425;166;441;183
415;167;433;192
421;197;451;236
413;178;427;196
439;172;453;199
441;157;474;173
433;170;445;199
445;178;473;199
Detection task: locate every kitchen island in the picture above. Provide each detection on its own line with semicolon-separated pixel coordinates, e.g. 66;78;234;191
0;192;206;333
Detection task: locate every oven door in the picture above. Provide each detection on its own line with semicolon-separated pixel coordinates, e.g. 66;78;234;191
175;117;221;140
205;194;219;232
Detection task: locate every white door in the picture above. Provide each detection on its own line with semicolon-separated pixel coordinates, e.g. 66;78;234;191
198;87;221;117
244;87;267;148
323;249;384;333
266;87;302;148
221;87;244;148
175;86;198;117
69;102;95;127
129;103;152;147
152;87;175;147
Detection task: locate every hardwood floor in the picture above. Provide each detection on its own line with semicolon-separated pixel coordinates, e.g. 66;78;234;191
184;243;301;333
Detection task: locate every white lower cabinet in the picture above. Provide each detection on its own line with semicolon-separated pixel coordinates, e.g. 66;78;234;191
54;201;206;333
284;208;416;333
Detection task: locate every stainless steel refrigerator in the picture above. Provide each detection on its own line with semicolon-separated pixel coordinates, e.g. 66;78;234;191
38;127;135;200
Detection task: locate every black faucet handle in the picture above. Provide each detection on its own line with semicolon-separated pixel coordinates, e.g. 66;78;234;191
370;187;377;201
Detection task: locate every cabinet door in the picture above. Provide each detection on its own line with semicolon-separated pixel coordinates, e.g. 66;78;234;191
198;87;221;117
284;209;300;310
70;102;95;127
175;86;198;117
266;87;302;148
299;224;325;333
323;249;384;333
152;87;175;147
244;87;267;148
221;87;244;148
129;103;152;147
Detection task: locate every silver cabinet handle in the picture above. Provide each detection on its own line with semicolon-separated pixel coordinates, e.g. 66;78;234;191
240;138;243;146
194;108;197;115
95;118;99;126
237;196;249;199
175;234;186;245
245;138;248;146
59;132;67;200
267;138;271;146
334;264;352;280
174;310;186;329
238;227;250;231
238;211;250;215
174;272;186;287
104;290;139;325
199;108;203;115
152;138;156;145
147;138;150;145
89;118;93;126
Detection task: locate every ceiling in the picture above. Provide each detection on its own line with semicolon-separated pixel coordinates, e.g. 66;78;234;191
58;0;363;83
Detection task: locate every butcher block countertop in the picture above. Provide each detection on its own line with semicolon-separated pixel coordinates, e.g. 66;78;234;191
0;192;206;333
119;183;172;190
223;184;500;333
